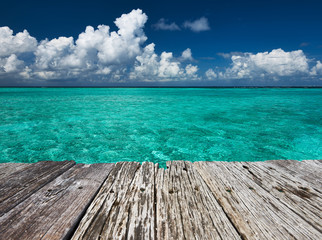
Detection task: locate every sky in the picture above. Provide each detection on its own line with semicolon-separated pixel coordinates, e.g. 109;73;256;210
0;0;322;86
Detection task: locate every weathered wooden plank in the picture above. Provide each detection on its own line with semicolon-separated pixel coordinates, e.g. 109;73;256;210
0;163;114;240
240;161;322;231
303;159;322;167
194;161;322;239
156;161;185;239
71;161;142;240
155;165;170;239
266;160;322;188
0;162;31;181
105;161;155;240
302;160;322;178
182;161;242;240
124;161;155;239
0;160;320;240
0;160;75;216
155;161;241;240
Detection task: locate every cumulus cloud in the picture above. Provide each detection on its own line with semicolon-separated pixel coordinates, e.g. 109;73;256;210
205;69;217;80
3;55;24;72
152;18;180;31
130;43;198;81
183;17;210;32
212;49;310;80
158;52;181;78
35;37;75;70
0;27;37;57
34;9;148;74
1;9;322;85
0;54;24;73
0;9;150;81
185;64;198;75
181;48;193;61
310;61;322;75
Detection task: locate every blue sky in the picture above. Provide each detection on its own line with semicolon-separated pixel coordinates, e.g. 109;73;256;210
0;0;321;86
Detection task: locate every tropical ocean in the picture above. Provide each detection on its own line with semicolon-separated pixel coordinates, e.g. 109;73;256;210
0;88;321;168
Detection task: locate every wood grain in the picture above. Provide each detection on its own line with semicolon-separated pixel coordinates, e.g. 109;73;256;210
241;160;322;231
71;161;142;240
0;162;31;181
194;161;322;240
0;160;75;216
156;161;241;240
0;160;321;240
0;163;114;240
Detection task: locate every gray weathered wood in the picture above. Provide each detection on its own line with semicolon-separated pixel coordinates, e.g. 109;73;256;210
241;161;322;231
123;161;155;240
0;160;75;216
0;162;31;181
0;163;114;240
266;160;322;188
156;161;241;240
0;160;321;240
71;161;143;240
194;161;322;240
156;162;184;239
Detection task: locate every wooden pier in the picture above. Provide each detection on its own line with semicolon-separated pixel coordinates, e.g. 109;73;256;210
0;160;321;239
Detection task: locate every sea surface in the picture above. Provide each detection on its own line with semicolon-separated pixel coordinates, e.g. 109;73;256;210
0;88;321;168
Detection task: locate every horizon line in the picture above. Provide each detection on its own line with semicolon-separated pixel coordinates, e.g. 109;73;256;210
0;86;321;88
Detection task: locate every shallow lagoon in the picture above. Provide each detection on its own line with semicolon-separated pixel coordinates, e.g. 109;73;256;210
0;88;321;168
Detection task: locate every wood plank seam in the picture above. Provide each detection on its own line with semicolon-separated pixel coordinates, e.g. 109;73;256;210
110;163;140;239
154;164;158;240
61;164;116;240
194;161;322;239
1;161;321;240
224;162;321;238
0;161;76;216
186;161;242;239
0;162;114;240
170;163;188;240
70;162;142;239
187;161;245;239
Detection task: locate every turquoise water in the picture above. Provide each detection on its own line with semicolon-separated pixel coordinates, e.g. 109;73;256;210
0;88;321;168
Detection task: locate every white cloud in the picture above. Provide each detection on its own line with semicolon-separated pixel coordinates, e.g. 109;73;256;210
205;69;217;80
34;9;148;73
130;43;198;81
96;66;112;75
0;54;24;73
130;43;182;80
183;17;210;32
98;9;147;64
310;61;322;75
1;9;322;85
0;27;37;57
216;49;310;80
159;52;181;77
0;10;148;81
152;18;180;31
181;48;193;61
217;52;244;59
185;64;198;75
35;37;75;70
4;54;24;73
130;43;159;80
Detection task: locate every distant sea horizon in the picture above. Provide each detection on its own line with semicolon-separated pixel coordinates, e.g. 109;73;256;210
1;86;322;88
0;87;321;168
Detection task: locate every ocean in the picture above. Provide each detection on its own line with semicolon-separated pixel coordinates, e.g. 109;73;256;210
0;88;321;168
